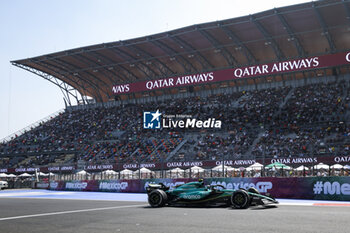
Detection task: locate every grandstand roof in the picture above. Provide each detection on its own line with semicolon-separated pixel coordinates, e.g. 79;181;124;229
11;0;350;104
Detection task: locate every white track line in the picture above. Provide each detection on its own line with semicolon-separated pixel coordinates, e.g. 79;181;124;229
0;204;145;221
0;192;51;197
278;203;314;206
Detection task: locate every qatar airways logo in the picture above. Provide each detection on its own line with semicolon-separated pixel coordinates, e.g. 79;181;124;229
234;57;319;78
112;52;350;95
112;72;214;94
145;72;214;90
112;84;130;94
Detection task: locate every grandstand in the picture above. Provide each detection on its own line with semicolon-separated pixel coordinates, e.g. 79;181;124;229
1;0;350;177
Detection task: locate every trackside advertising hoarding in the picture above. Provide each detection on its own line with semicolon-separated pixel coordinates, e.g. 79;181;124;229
4;155;350;173
112;51;350;94
49;177;350;201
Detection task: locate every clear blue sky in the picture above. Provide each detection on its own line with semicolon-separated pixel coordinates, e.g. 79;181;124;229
0;0;307;140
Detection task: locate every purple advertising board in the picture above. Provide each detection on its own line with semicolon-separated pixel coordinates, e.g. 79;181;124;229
49;177;350;201
112;51;350;95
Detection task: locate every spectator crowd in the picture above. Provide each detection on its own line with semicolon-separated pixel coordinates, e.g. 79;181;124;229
1;79;350;169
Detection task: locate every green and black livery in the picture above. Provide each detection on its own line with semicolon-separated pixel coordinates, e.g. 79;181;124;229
146;180;278;209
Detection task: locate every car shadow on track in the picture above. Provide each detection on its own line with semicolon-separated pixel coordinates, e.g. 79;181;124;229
248;205;278;210
142;205;278;210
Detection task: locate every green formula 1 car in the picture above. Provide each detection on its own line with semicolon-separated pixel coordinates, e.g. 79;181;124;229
146;180;278;209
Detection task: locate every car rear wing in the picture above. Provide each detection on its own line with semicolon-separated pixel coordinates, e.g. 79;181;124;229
146;183;169;193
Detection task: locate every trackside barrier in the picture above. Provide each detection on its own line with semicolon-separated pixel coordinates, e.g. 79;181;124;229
48;177;350;201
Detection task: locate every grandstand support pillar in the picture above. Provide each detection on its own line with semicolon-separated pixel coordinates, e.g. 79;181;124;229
262;147;266;177
47;57;104;103
253;78;258;90
311;141;315;176
222;153;225;178
31;60;90;104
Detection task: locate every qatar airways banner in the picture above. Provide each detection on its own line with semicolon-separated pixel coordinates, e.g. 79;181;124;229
112;155;350;171
3;155;350;174
112;51;350;94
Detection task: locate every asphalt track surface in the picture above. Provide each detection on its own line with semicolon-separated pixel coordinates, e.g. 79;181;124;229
0;190;349;233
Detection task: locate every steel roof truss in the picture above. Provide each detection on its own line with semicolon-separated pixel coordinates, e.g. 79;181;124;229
31;60;92;102
112;47;158;81
90;51;132;83
220;26;257;64
39;60;90;95
11;63;82;106
41;59;107;101
170;35;214;70
344;1;350;23
313;3;336;52
53;57;104;102
126;43;173;77
199;29;237;66
74;54;114;87
275;9;306;57
94;51;131;83
251;15;285;60
150;39;196;73
124;45;160;77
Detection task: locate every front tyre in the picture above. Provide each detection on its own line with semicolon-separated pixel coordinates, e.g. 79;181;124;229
231;190;251;209
148;190;168;207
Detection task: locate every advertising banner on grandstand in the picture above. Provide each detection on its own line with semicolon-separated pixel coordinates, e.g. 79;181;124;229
49;180;142;193
6;165;76;174
44;156;349;173
36;182;49;189
112;156;350;170
112;51;350;94
48;177;350;201
5;156;350;175
206;177;350;201
99;179;141;193
49;179;196;193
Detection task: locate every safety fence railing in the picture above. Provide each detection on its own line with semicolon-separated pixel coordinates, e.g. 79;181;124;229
34;167;350;182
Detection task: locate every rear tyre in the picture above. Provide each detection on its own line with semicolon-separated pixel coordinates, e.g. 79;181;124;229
148;190;168;207
231;190;251;209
